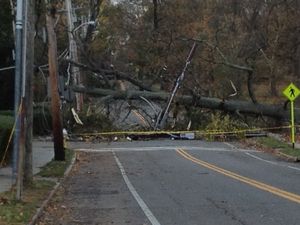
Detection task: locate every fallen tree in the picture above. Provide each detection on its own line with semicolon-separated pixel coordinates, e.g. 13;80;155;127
72;86;298;122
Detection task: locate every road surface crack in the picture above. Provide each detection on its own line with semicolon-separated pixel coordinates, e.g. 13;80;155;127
207;198;247;225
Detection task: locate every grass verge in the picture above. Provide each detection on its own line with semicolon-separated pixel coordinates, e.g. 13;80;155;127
256;137;300;159
38;148;74;177
0;149;74;225
0;180;55;225
0;114;14;166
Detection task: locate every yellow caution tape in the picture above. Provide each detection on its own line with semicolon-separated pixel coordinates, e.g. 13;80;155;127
72;125;292;137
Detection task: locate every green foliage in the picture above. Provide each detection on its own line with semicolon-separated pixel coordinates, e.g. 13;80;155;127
0;200;33;224
257;137;300;158
281;148;300;158
0;1;13;49
0;115;14;129
0;111;13;117
204;112;248;141
0;180;55;224
0;114;14;165
189;109;212;130
0;147;74;224
0;2;14;111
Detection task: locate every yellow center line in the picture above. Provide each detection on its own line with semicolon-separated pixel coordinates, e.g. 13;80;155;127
176;149;300;204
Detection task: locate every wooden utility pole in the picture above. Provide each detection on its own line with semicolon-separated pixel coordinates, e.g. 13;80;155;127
14;0;36;200
45;6;65;161
24;0;35;184
15;0;34;199
16;100;25;200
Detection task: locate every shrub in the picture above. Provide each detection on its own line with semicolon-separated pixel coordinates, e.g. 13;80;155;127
204;112;248;141
0;110;13;117
0;114;14;166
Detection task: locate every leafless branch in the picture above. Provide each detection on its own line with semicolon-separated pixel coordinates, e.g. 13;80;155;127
66;59;153;91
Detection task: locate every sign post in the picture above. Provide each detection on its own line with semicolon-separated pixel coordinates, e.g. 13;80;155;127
283;83;300;148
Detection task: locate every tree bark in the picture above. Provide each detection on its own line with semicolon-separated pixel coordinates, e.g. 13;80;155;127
72;86;296;121
85;0;102;42
270;75;278;97
294;36;300;78
24;0;35;185
247;70;257;103
153;0;159;30
46;10;65;161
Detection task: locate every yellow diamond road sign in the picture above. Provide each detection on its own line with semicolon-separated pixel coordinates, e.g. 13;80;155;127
283;83;300;101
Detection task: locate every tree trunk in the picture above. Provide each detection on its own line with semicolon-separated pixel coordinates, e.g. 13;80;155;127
85;0;101;42
153;0;159;30
46;10;65;161
247;71;257;103
72;86;295;121
270;75;278;97
294;38;300;79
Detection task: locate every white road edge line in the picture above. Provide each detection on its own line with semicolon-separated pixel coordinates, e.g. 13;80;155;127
225;142;300;172
224;142;237;149
224;142;293;168
288;166;300;171
245;152;278;165
112;151;161;225
245;152;300;172
224;142;259;152
76;147;258;153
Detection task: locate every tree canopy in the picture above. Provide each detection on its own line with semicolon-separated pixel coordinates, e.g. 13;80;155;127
0;0;14;110
2;0;300;121
75;0;300;101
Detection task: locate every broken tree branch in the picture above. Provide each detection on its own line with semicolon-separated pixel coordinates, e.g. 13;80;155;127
72;86;297;121
66;60;153;91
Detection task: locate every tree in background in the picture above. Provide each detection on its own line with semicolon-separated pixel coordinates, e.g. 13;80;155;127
64;0;300;128
0;1;14;110
10;0;300;132
86;0;300;99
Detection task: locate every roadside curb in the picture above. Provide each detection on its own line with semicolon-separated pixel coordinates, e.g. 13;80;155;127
267;133;299;162
276;151;299;162
28;151;77;225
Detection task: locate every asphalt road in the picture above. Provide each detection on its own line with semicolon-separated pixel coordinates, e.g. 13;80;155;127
37;140;300;225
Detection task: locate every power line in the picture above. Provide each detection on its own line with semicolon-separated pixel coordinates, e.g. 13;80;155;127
0;66;15;72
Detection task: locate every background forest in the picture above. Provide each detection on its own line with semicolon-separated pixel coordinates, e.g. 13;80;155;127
1;0;300;132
